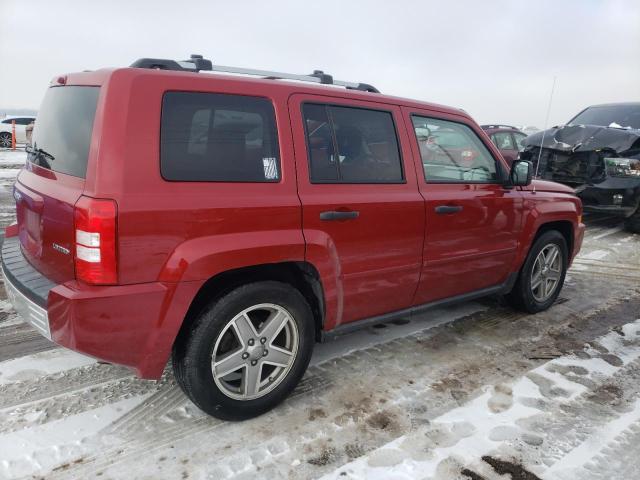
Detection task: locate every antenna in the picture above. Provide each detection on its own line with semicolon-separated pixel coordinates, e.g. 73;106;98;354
533;76;557;191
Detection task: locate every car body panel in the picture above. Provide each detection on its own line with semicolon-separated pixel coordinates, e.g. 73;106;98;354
289;93;425;330
405;108;525;303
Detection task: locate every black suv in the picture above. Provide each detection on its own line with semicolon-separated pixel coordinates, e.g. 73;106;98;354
521;102;640;232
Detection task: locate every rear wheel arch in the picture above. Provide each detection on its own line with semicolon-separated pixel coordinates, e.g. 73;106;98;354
173;262;325;355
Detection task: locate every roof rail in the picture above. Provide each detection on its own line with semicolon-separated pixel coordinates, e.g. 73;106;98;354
129;54;380;93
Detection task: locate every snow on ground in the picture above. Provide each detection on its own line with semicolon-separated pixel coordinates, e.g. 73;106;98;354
0;154;639;479
321;321;640;480
0;149;27;168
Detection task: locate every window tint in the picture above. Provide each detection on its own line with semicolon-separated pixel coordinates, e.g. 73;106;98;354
492;132;515;150
302;104;403;183
161;92;280;182
412;116;498;183
29;86;99;178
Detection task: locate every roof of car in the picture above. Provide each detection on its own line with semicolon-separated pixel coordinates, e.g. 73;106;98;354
61;66;473;122
586;102;640;108
1;115;36;119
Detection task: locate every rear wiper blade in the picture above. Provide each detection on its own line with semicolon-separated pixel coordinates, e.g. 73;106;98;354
26;145;55;161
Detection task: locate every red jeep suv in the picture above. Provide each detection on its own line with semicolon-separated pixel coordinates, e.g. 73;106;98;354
2;55;584;420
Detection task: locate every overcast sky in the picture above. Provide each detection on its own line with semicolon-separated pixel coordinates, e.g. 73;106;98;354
1;0;639;127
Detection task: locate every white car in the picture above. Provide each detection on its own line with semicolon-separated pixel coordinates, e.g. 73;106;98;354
0;116;36;148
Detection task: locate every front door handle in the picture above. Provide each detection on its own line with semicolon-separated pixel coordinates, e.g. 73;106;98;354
320;210;360;221
435;205;463;214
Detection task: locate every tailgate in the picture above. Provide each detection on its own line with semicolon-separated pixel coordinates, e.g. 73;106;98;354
14;85;99;284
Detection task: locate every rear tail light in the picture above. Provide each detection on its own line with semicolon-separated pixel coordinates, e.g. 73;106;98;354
74;196;117;285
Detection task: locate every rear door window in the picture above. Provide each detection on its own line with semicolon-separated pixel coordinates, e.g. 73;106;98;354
161;92;280;182
28;86;99;178
302;103;404;183
411;116;498;183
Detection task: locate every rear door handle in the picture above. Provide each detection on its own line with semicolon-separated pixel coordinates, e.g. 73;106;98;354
435;205;463;214
320;210;359;221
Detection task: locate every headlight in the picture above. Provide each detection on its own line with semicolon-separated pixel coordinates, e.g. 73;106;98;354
605;157;640;177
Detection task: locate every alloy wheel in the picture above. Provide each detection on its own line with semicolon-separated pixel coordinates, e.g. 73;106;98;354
211;303;299;400
0;133;11;148
530;243;562;302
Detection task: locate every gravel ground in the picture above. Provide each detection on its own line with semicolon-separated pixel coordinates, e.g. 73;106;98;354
0;148;639;480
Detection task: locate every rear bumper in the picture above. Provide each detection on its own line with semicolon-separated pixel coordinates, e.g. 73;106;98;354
1;236;55;339
2;266;51;340
1;235;200;379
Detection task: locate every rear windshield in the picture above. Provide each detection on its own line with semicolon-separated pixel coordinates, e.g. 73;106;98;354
29;86;99;178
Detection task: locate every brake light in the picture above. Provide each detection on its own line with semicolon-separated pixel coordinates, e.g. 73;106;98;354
74;196;117;285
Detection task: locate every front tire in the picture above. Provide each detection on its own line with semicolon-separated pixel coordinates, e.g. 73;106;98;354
172;281;315;420
506;230;568;313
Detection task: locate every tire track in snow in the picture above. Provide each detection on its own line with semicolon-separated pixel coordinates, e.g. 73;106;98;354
0;322;56;362
0;362;132;410
52;372;334;480
319;320;640;480
0;348;96;386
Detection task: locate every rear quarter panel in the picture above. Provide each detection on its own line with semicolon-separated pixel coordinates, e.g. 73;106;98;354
88;70;305;285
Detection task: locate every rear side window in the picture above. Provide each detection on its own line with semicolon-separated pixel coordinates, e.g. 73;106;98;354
302;103;404;183
161;92;280;182
29;86;99;178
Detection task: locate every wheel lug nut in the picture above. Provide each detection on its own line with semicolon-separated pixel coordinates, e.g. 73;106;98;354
260;337;267;344
242;352;249;359
263;350;268;356
248;339;255;346
251;360;257;366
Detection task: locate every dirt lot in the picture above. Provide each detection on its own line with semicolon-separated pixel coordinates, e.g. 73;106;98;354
0;149;639;480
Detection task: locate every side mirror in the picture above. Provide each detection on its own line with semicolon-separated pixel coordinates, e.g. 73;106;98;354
508;160;533;187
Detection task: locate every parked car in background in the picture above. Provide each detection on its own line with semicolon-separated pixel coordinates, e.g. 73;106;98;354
481;125;528;165
0;116;36;147
519;125;541;135
521;102;640;233
2;55;584;420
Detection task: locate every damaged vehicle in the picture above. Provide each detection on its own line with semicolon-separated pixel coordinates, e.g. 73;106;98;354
521;102;640;233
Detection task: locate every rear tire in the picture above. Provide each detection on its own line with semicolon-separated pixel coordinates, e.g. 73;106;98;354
624;207;640;234
506;230;568;313
172;281;315;420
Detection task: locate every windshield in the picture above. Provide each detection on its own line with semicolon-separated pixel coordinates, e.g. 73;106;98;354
29;86;99;178
568;104;640;130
